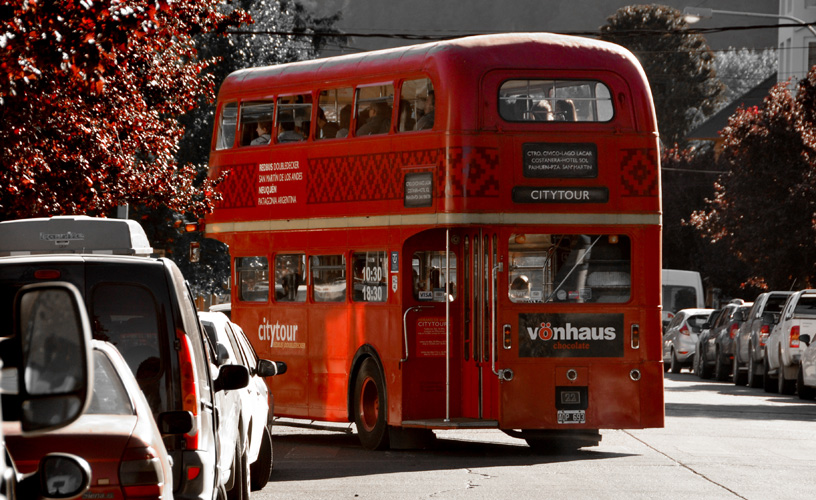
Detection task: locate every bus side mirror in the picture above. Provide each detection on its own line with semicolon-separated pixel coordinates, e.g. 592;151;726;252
10;282;94;433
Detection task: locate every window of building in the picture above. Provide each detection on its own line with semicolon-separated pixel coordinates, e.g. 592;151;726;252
216;102;238;150
239;100;275;147
499;80;614;123
355;84;394;136
236;257;269;302
311;255;346;302
507;234;630;303
398;78;435;132
412;251;457;302
274;254;306;302
352;251;388;303
276;94;312;143
317;88;353;139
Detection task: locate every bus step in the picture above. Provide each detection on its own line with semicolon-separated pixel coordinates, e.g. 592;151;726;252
272;417;355;434
401;418;499;429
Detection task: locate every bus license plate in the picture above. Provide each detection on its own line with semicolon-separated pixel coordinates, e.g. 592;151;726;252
557;410;585;424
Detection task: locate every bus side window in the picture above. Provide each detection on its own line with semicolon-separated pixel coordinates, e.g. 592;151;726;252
236;256;269;302
216;102;238;150
311;255;346;302
352;251;387;303
275;254;306;302
356;84;394;136
276;95;312;143
239;101;275;147
397;78;434;132
317;88;353;140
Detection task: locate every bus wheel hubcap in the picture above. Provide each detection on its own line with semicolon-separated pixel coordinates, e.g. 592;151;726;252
360;376;379;431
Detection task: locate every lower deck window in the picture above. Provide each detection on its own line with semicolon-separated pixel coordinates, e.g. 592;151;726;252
508;234;630;303
237;257;269;302
311;255;346;302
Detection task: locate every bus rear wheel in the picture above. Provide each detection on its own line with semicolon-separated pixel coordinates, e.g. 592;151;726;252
354;358;390;450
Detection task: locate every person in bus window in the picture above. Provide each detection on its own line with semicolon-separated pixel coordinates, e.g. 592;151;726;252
317;108;339;139
357;102;391;135
398;99;415;131
277;113;303;142
415;90;434;130
250;121;272;145
532;100;553;121
554;99;577;121
336;105;352;138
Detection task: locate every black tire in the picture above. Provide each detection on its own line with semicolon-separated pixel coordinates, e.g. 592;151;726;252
733;352;747;386
779;362;796;395
354;358;390;450
250;426;273;491
699;347;714;379
670;350;682;374
797;364;816;400
747;345;762;388
763;357;778;393
227;437;250;500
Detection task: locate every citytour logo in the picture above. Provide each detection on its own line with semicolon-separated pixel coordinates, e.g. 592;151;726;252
258;317;305;350
519;313;624;358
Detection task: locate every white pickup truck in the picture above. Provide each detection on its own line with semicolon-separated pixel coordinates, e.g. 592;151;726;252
765;289;816;394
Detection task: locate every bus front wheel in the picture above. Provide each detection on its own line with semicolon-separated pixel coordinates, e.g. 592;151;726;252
354;358;390;450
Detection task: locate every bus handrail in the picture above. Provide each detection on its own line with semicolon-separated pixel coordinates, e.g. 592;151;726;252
491;262;503;377
402;305;432;363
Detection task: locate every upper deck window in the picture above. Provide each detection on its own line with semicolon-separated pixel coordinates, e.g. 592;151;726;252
398;78;434;132
239;101;275;147
216;102;238;150
499;80;614;123
355;84;394;136
276;95;312;143
317;88;353;140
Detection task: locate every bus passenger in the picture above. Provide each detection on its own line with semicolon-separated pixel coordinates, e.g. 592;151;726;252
398;99;415;131
250;121;272;145
357;102;391;135
532;100;553;121
415;90;434;130
277;114;304;142
336;105;352;138
318;108;339;139
554;99;577;121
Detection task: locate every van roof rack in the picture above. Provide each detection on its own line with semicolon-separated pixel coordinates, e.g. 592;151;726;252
0;216;154;257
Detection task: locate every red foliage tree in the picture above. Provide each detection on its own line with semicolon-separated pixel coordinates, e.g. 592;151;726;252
691;68;816;290
0;0;249;219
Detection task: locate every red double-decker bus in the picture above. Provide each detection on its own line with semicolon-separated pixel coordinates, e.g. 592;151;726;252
205;33;663;450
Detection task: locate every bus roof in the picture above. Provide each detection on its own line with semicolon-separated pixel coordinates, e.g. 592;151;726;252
219;33;647;98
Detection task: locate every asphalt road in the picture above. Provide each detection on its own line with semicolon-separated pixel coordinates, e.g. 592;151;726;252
255;371;816;499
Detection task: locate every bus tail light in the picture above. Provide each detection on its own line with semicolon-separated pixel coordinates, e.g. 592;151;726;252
759;325;770;347
679;324;690;336
790;325;800;348
120;444;164;499
175;328;200;450
503;324;512;349
630;324;640;349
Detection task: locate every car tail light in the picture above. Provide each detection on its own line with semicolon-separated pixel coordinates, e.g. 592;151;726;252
120;445;164;499
679;324;690;336
176;328;200;450
34;269;61;279
790;325;800;348
759;325;770;347
729;323;740;339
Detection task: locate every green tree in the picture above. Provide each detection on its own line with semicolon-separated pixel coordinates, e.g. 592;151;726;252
691;68;816;291
599;4;725;147
0;0;249;219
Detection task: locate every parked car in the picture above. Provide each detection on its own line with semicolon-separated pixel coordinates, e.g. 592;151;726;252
199;311;286;496
695;304;742;379
1;282;94;500
663;308;713;373
0;216;250;500
662;269;705;331
5;340;183;499
796;332;816;399
712;302;752;381
733;291;793;387
765;289;816;394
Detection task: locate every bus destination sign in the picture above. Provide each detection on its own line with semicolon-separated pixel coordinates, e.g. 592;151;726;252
512;186;609;203
404;172;433;208
523;142;597;178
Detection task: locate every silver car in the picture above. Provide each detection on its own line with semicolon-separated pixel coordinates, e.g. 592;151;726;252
663;308;714;373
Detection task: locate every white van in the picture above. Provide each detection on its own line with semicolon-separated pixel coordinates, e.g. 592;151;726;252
662;269;705;328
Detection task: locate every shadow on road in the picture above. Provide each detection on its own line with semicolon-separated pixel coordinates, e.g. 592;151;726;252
270;431;635;482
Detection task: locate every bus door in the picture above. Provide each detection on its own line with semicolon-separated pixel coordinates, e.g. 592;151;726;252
401;228;499;423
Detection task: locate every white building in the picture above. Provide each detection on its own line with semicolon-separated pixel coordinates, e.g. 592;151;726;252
778;0;816;83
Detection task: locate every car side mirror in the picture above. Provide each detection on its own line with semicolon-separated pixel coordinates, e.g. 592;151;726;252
216;343;230;365
11;282;93;433
214;364;249;392
257;359;287;377
158;410;196;435
16;453;92;499
801;334;811;347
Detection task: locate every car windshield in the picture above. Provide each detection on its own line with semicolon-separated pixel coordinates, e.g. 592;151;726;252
86;350;135;415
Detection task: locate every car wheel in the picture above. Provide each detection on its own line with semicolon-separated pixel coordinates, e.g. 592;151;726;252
354;358;390;450
797;363;816;400
250;426;273;491
747;345;760;388
763;356;778;393
670;349;682;374
227;436;250;500
778;362;796;395
714;348;729;381
733;351;747;386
